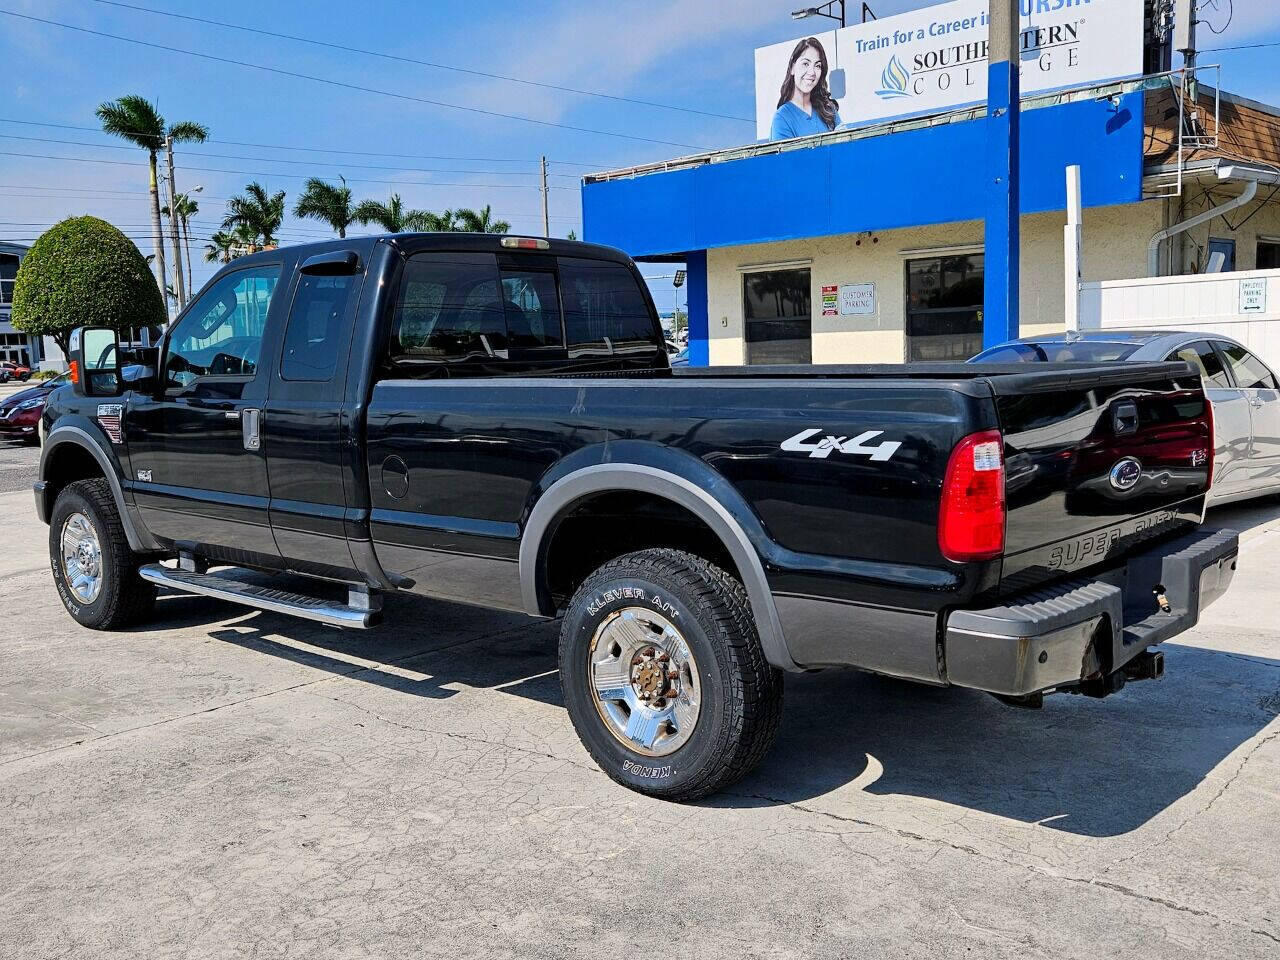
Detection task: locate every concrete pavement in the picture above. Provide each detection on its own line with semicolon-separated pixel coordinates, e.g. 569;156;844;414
1;485;1278;959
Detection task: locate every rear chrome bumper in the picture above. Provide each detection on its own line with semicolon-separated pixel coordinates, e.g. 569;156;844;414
944;527;1239;697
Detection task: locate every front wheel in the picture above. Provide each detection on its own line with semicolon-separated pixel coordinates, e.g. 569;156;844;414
559;548;783;801
49;479;157;629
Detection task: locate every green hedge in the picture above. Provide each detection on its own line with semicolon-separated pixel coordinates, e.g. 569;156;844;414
11;216;165;350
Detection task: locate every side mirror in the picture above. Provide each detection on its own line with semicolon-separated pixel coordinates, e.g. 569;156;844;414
69;326;122;397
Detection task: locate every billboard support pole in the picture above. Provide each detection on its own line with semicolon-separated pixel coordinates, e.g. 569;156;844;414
983;0;1020;349
1064;164;1082;333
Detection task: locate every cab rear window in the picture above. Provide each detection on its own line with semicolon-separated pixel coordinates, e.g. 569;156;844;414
559;257;658;357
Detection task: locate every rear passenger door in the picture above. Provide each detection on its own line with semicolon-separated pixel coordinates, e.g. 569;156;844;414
1167;340;1253;498
263;252;365;577
1216;342;1280;491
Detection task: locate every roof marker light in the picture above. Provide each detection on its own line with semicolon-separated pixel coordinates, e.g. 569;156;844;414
500;236;550;250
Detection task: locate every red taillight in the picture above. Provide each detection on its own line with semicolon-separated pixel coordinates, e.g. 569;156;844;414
939;429;1006;562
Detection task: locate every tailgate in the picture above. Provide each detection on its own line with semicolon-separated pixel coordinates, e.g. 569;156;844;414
993;363;1212;592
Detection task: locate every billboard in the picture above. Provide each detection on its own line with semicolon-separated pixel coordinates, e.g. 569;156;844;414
755;0;1144;142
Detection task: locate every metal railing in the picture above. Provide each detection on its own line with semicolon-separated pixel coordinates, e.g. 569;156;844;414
1142;65;1222;199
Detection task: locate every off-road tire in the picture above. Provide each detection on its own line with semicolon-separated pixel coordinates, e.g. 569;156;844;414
49;478;157;629
559;548;783;801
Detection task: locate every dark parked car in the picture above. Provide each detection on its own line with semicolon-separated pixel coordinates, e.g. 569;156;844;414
35;237;1238;800
0;372;69;443
972;330;1280;505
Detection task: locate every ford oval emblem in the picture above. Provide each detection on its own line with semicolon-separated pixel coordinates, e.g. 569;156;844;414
1109;457;1143;492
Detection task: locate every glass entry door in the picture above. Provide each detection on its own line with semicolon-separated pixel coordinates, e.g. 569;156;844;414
743;267;811;364
905;254;985;361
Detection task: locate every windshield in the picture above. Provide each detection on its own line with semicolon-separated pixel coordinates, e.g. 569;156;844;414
970;341;1142;363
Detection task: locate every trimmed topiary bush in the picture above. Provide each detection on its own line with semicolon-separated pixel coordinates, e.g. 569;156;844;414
11;216;165;359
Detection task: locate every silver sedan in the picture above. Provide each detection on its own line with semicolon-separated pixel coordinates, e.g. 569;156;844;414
971;330;1280;506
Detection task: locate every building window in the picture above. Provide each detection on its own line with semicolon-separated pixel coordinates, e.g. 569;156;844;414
1205;237;1236;273
0;253;19;305
905;253;985;361
1258;239;1280;270
743;268;810;364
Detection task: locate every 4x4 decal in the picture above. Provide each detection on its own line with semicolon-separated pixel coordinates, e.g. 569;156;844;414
780;428;901;462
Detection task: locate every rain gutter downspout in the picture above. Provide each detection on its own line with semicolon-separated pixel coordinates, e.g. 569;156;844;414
1147;163;1278;276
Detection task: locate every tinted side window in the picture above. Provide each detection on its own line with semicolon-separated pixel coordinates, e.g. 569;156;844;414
281;274;358;381
388;253;506;365
165;266;281;391
1169;341;1232;389
1220;343;1279;389
560;258;657;356
500;269;562;353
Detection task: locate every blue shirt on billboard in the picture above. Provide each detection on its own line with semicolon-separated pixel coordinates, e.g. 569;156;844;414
770;102;841;141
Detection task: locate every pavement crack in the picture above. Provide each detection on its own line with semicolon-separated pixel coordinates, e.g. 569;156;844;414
0;619;550;770
1105;725;1280;873
724;787;1275;943
299;688;596;774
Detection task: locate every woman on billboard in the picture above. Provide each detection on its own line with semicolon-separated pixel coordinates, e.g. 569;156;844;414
770;37;841;141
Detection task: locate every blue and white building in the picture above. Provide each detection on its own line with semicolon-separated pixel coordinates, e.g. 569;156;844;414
583;52;1280;365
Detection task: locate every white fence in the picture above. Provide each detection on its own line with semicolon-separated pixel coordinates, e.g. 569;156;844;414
1080;269;1280;365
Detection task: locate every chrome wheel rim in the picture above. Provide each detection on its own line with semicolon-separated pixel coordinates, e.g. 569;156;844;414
588;607;701;757
60;512;104;604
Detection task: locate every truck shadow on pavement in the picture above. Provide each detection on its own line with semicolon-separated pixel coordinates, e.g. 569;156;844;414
145;491;1279;840
723;644;1280;836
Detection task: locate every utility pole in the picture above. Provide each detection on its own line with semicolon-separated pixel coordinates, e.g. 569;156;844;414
982;0;1020;349
164;134;187;310
540;156;550;238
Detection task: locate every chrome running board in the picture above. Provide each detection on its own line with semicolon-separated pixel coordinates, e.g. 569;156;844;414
139;563;381;629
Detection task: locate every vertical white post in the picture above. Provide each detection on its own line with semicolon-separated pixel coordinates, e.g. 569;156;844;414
1064;164;1082;332
540;156;550;238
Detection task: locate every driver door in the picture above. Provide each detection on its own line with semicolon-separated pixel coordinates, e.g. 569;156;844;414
125;262;285;565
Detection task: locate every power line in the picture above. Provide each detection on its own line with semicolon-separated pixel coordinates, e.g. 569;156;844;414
1202;40;1280;52
0;130;583;177
0;116;609;166
0;149;582;190
0;131;583;178
0;9;702;149
87;0;752;124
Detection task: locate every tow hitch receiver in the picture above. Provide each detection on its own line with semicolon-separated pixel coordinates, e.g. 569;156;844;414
1123;649;1165;681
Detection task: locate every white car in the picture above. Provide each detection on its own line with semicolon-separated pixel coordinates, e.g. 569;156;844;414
972;330;1280;506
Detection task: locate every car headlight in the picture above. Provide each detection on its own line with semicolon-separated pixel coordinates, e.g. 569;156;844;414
15;397;45;410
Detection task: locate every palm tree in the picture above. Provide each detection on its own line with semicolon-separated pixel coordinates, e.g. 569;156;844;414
294;176;355;238
163;193;200;295
96;95;167;298
423;208;458;231
163;119;209;308
223;181;286;247
353;193;435;233
454;205;511;234
231;223;260;257
204;231;236;264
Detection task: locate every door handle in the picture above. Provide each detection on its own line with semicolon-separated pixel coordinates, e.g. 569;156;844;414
242;408;262;451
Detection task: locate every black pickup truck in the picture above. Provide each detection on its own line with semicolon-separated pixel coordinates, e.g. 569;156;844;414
37;234;1239;800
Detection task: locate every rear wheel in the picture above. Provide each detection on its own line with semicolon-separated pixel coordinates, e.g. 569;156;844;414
559;548;783;801
49;479;156;629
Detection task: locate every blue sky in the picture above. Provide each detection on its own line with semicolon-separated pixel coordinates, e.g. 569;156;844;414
4;0;1280;303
